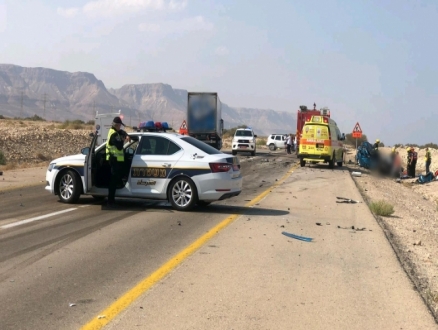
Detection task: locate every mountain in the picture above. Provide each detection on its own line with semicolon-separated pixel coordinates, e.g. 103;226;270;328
0;64;296;135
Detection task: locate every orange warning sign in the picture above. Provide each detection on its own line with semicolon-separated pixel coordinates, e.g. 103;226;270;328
179;120;188;135
352;122;362;138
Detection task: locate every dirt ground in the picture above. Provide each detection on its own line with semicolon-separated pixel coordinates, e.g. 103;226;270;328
343;162;438;320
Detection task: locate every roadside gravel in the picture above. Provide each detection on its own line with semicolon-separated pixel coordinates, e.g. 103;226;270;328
349;163;438;321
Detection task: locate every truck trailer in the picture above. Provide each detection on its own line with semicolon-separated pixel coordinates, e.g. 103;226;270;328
187;92;224;150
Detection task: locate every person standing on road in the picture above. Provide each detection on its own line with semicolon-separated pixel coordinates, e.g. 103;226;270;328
293;134;297;152
406;147;412;177
286;134;292;154
105;116;129;208
425;147;432;174
391;151;402;178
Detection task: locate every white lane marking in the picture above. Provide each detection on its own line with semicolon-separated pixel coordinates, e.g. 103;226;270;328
1;208;77;229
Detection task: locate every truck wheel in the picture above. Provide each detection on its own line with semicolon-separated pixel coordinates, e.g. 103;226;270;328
58;170;81;204
300;158;306;167
337;153;343;167
232;150;237;155
269;144;276;151
328;153;335;169
251;149;256;156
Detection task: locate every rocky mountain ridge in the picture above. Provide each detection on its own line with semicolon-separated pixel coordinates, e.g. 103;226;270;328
0;64;296;135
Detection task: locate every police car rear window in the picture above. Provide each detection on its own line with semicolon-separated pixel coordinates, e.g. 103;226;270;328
180;137;222;154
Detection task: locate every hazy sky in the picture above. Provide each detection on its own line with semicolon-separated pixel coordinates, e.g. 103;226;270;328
1;0;437;145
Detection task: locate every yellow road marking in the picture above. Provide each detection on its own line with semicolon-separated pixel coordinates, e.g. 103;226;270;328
81;162;300;330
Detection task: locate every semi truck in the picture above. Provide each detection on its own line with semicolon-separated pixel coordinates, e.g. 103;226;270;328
187;92;224;150
296;103;330;152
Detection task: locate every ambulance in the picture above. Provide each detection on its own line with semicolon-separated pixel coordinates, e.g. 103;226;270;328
298;115;345;168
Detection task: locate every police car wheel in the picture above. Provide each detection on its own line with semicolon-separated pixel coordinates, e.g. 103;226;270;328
169;177;198;211
58;170;81;204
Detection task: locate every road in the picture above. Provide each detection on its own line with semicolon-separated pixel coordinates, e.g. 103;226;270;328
0;150;295;330
0;149;436;330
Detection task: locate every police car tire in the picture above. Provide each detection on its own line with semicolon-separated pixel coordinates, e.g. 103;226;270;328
168;177;198;211
58;170;81;204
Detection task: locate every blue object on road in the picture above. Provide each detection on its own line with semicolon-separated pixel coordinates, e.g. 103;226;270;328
281;231;313;242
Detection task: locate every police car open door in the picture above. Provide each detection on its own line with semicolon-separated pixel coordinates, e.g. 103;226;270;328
84;132;98;193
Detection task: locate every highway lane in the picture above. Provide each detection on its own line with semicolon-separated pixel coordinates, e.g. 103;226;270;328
0;151;295;330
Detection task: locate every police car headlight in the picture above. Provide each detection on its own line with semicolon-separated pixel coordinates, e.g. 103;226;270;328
48;163;55;172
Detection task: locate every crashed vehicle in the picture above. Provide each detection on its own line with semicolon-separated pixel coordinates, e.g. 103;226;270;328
356;141;400;177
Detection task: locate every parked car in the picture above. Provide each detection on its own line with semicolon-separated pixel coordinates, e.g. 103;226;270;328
45;131;242;211
266;134;288;151
231;128;257;156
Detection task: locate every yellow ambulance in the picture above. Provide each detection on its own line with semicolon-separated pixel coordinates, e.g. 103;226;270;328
298;115;345;168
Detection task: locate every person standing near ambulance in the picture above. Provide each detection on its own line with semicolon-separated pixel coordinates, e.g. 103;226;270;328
425;147;432;174
105;116;129;208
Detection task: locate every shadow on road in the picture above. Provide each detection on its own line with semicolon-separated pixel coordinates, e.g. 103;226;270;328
95;198;289;217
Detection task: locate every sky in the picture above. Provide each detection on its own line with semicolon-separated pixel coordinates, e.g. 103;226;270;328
1;0;438;145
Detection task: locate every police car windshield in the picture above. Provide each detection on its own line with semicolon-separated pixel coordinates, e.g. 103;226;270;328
180;137;222;154
235;130;253;137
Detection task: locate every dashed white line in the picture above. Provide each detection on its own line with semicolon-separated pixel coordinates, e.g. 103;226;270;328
1;208;77;229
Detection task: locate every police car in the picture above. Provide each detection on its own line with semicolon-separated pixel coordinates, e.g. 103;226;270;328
45;125;242;211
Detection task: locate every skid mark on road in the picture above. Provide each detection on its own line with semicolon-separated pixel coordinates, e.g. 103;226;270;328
80;162;300;330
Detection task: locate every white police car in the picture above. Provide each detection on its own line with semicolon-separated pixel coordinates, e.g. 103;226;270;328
231;128;257;156
45;130;242;211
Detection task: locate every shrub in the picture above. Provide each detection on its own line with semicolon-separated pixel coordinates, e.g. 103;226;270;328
369;200;394;217
0;115;6;119
256;138;267;146
86;120;95;125
57;119;85;130
0;150;6;165
36;153;49;161
25;114;46;121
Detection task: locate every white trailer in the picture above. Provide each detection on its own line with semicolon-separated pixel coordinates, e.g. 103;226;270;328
94;110;123;146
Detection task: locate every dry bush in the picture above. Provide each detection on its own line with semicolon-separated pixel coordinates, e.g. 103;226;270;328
0;150;6;165
369;200;395;217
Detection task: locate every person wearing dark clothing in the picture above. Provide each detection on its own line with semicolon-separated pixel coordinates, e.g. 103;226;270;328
425;147;432;174
372;139;380;160
409;147;417;178
105;116;129;208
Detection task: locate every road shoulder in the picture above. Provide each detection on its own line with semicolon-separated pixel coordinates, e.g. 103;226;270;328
0;167;46;192
105;165;436;329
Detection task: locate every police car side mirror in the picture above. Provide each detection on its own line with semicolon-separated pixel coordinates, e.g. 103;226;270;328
81;147;90;155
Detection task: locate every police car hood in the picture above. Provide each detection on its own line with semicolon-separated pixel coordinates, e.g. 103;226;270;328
52;153;85;165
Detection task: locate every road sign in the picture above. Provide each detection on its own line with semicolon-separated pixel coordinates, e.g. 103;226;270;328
352;122;362;138
179;120;188;135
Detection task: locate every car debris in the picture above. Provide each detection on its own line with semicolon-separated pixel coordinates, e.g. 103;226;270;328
316;222;322;226
0;171;3;176
69;303;76;307
282;231;313;242
97;315;106;319
336;197;361;204
351;171;362;177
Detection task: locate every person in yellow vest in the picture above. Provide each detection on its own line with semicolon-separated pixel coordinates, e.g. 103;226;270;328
425;147;432;174
105;116;129;208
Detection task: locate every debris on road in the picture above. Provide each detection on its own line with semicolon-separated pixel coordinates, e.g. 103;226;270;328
0;171;3;176
351;171;362;177
177;221;181;226
282;231;313;242
98;315;106;319
326;222;330;225
336;196;361;204
316;222;322;226
414;240;422;246
69;303;76;307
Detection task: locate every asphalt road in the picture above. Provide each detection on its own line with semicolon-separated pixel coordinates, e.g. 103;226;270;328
0;150;295;330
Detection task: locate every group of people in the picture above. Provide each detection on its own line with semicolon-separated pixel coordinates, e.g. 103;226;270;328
286;134;297;154
389;145;432;179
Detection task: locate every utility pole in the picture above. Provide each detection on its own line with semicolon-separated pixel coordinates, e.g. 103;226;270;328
43;93;47;119
93;101;96;121
20;91;23;118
